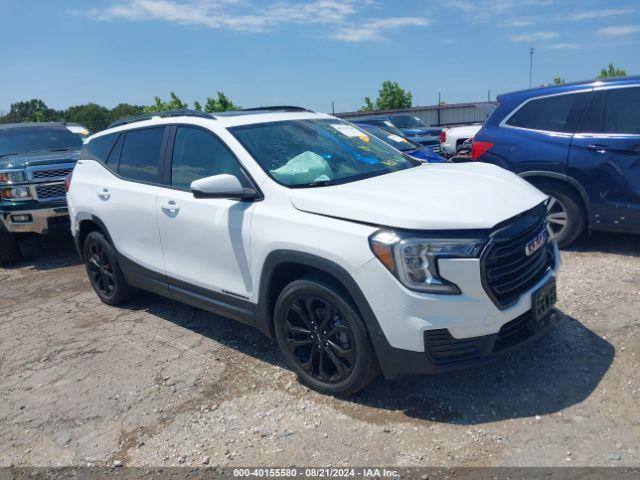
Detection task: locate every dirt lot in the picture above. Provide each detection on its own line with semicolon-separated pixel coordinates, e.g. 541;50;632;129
1;231;639;468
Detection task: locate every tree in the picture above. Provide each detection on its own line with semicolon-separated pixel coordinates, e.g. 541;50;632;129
0;99;59;123
599;64;626;79
204;92;238;113
64;103;112;132
143;92;188;113
552;76;565;84
110;103;145;122
360;81;412;111
193;101;202;112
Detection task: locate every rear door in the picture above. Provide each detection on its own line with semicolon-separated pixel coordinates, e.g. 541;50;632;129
95;126;169;291
569;86;640;232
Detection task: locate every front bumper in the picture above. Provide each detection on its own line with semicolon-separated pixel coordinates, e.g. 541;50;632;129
377;308;558;378
352;241;560;379
0;204;69;234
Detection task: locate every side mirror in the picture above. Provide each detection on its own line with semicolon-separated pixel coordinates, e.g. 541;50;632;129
190;174;259;200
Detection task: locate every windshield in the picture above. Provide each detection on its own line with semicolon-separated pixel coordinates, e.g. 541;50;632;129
0;126;83;157
390;115;426;129
230;119;418;187
356;124;418;152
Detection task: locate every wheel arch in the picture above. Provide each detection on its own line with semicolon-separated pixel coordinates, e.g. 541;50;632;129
75;213;113;258
519;171;591;221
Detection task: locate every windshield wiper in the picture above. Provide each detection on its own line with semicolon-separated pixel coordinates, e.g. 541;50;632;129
0;152;20;158
292;179;336;188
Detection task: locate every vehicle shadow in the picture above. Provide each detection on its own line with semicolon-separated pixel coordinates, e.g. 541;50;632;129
567;230;640;257
131;293;613;425
7;231;81;271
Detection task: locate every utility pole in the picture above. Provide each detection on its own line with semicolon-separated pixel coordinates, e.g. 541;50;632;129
331;101;335;115
488;89;491;102
529;47;534;88
437;92;441;126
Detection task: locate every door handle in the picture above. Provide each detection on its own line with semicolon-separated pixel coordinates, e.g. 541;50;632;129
97;188;111;200
587;144;609;153
160;201;180;214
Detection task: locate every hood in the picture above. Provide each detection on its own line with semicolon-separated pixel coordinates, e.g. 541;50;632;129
0;149;80;170
401;127;441;136
289;162;547;230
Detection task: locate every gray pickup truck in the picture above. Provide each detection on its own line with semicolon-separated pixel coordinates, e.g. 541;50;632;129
0;122;88;265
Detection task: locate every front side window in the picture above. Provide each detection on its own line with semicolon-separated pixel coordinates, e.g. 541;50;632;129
507;92;589;132
230;119;417;188
602;87;640;134
118;127;164;183
0;126;83;157
171;127;247;189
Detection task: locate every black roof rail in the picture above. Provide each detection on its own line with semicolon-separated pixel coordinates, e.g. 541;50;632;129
238;106;313;113
107;109;215;129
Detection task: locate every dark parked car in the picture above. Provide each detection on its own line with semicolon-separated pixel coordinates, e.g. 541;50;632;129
354;123;448;163
348;114;442;151
0;122;88;264
473;76;640;247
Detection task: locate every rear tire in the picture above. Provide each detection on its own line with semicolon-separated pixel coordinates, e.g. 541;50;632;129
0;226;21;266
539;184;586;248
274;275;378;396
83;231;133;305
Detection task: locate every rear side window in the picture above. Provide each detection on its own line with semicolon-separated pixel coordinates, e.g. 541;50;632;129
82;133;118;163
171;127;247;189
118;128;164;183
602;87;640;134
506;92;589;132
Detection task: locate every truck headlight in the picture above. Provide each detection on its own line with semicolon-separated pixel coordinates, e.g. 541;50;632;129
369;230;486;294
0;170;27;184
1;186;32;200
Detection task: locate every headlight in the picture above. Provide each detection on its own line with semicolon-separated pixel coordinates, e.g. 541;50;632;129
1;186;32;200
0;170;27;184
369;230;486;294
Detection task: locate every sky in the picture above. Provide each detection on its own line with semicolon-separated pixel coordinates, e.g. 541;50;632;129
1;0;639;113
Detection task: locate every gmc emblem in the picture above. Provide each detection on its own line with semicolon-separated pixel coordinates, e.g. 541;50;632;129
525;229;548;256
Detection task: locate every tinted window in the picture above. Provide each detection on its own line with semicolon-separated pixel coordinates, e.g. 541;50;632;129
0;126;83;156
603;87;640;134
579;91;605;133
82;133;118;163
390;115;425;128
118;128;164;183
171;127;246;189
507;92;588;132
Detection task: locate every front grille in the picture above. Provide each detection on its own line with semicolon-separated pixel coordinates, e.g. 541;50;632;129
32;167;73;181
424;329;488;364
35;183;66;199
482;203;554;309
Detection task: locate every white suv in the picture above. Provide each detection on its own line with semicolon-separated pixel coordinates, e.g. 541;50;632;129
68;107;559;395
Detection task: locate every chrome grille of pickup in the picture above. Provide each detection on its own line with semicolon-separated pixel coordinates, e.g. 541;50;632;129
32;167;73;181
482;203;554;309
35;183;66;199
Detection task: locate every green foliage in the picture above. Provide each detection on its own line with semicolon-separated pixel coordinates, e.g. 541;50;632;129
1;99;59;123
64;103;112;132
599;64;626;79
143;92;189;114
0;91;239;131
204;92;239;113
552;76;565;85
360;81;412;111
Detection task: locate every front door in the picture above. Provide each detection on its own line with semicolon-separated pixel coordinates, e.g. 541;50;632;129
569;86;640;233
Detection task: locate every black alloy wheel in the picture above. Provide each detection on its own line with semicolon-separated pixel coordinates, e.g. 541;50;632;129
284;295;356;383
83;231;133;306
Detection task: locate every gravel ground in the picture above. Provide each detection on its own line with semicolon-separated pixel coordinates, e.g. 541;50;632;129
0;231;638;468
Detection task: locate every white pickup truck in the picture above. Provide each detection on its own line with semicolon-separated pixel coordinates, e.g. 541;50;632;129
440;123;482;157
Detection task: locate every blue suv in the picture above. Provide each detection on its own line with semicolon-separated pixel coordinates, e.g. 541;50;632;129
473;76;640;247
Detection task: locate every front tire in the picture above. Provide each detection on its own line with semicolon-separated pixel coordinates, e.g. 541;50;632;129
83;231;133;306
0;226;21;266
274;275;378;396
